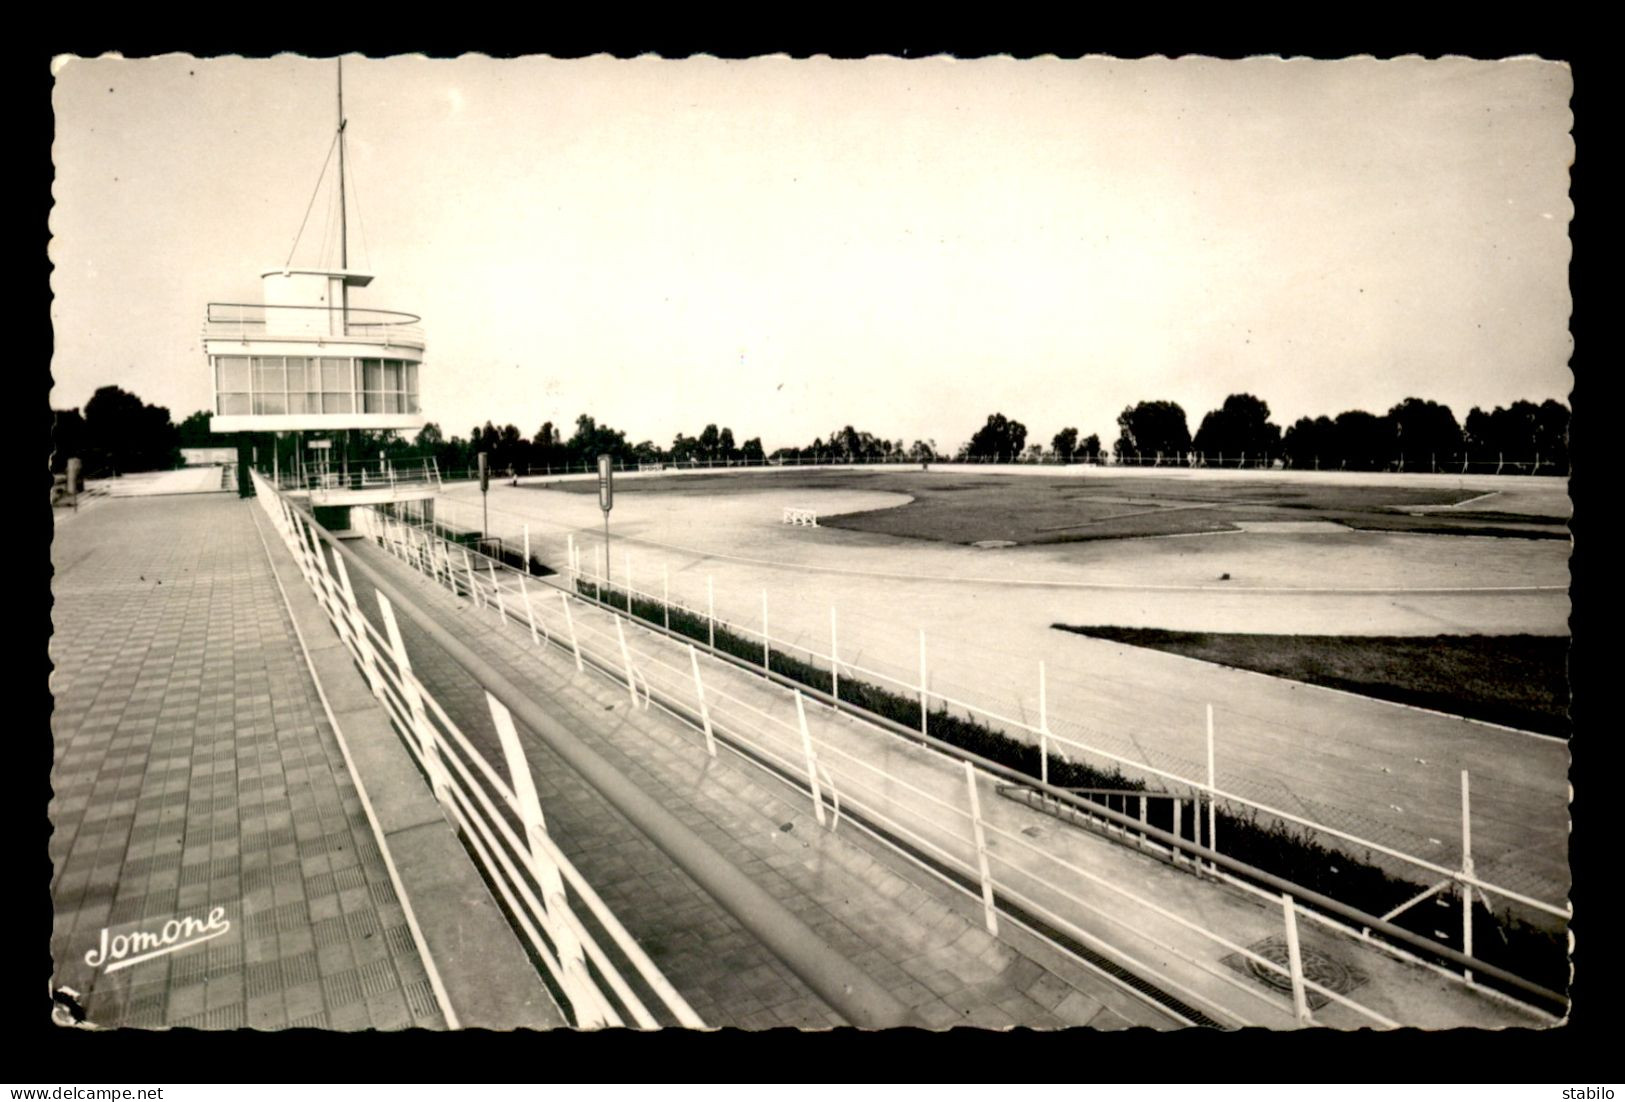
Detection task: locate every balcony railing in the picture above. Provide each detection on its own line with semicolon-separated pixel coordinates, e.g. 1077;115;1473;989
205;302;425;349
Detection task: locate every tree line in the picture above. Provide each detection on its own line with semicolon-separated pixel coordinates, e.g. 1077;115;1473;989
1104;394;1570;471
52;386;1572;481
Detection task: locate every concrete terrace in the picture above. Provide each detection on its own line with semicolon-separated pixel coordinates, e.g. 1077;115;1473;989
49;494;450;1029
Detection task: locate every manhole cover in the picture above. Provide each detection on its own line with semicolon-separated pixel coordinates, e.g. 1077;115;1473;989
971;539;1018;549
1220;934;1368;1011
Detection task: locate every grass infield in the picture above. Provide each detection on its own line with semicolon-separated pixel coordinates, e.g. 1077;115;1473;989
541;469;1568;543
1051;627;1570;738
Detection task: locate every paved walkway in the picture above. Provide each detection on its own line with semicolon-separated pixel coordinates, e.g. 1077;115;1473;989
49;495;446;1030
345;537;1180;1029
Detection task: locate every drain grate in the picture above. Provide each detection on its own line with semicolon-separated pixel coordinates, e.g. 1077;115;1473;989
1220;935;1369;1011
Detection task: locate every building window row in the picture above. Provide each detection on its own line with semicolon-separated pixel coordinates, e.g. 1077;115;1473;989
215;355;419;416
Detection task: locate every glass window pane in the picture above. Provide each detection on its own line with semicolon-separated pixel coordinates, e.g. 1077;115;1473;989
384;362;402;392
363;360;383;390
363;391;381;413
219;393;249;415
407;392;420;414
215;356;249;392
253;356;285;393
287;393;307;414
406;362;418;395
324;392;353;414
386;392;401;414
321;357;350;392
285;357;307;392
253;393;287;415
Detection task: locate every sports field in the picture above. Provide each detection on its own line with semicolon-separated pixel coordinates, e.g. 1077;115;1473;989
547;468;1571;543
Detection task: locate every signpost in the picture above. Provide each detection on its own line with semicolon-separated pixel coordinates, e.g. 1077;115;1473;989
598;454;614;585
478;452;490;539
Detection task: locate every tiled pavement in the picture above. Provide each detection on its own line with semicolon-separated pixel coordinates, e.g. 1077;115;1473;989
49;496;446;1030
344;536;1179;1030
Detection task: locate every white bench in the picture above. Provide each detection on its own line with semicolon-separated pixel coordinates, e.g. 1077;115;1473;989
782;506;819;527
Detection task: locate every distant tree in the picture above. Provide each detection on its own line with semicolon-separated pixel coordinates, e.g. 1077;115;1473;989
1534;399;1570;472
82;385;181;474
413;422;444;452
1281;416;1336;468
51;408;87;474
967;413;1028;462
1114;401;1190;462
1052;426;1080;463
1464;399;1568;472
1387;398;1461;470
564;414;632;466
907;439;938;462
698;424;722;460
177;410;234;450
718;427;737;460
1080;433;1102;463
740;436;765;463
1331;410;1393;470
1192;394;1282;464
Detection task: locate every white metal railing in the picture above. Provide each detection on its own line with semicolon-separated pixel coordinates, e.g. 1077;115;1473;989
507;521;1570;931
205;302;425;349
250;472;702;1029
346;503;1565;1028
268;457;442;495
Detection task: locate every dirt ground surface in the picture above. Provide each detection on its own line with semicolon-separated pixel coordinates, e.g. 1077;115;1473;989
434;465;1572;911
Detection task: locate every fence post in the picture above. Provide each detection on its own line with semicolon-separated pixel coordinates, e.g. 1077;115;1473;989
488;561;508;624
486;692;607;1028
1039;660;1049;786
663;566;670;632
625;551;633;611
461;547;481;608
523;524;531;574
794;691;827;826
761;589;770;670
559;591;583;672
707;575;715;650
830;606;839;706
919;629;928;736
1461;769;1475;981
1281;892;1312;1025
689;644;716;757
1206;704;1219;866
567;533;577;587
614;616;641;709
376;590;451;808
963;761;999;935
331;551;385;702
518;574;541;646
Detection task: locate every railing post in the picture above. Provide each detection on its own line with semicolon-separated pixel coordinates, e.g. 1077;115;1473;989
830;606;839;706
488;561;508;623
486;693;608;1028
523;524;531;575
662;566;670;631
332;552;385;702
794;691;826;827
1039;660;1049;786
567;533;577;588
963;761;998;935
1206;703;1219;866
1281;892;1312;1025
707;575;715;650
559;591;583;672
1172;799;1184;865
761;588;770;670
376;590;452;808
461;547;481;607
614;616;641;709
625;551;633;612
919;629;928;736
689;644;716;757
1461;769;1475;981
518;575;542;646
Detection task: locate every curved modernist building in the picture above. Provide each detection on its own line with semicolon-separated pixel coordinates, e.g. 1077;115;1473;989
206;266;425;435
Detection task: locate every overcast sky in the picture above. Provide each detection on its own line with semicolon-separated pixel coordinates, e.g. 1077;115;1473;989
50;54;1573;452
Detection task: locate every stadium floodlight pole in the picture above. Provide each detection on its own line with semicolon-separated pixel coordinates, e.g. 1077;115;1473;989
598;454;614;585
